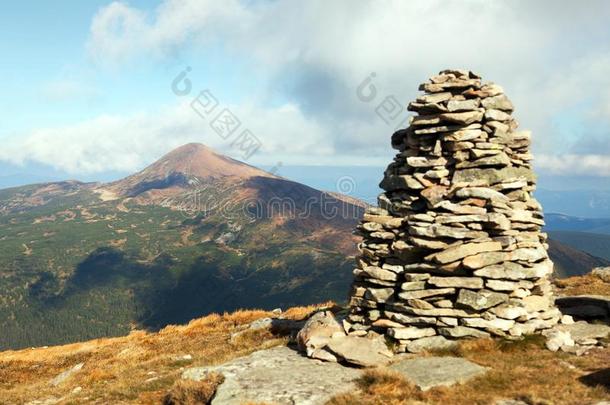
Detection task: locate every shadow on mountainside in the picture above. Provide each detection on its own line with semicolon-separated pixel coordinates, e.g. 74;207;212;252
19;245;352;347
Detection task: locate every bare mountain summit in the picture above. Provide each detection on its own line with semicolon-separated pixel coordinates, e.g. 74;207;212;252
102;143;277;199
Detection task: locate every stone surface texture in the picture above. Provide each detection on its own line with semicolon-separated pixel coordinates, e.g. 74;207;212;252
347;69;559;351
390;356;488;390
182;346;359;405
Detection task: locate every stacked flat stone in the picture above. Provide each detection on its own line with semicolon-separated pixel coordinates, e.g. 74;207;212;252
346;69;560;353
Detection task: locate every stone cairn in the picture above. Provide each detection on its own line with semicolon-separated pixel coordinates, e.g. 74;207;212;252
346;69;561;353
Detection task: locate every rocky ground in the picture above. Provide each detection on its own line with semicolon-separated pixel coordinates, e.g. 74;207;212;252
0;273;609;405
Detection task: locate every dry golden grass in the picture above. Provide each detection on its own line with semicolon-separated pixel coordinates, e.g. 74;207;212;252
2;288;609;405
328;335;610;405
328;370;426;405
162;372;224;405
555;274;610;296
0;304;324;405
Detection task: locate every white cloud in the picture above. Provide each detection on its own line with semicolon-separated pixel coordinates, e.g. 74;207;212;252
0;100;336;174
5;0;610;175
536;154;610;177
87;0;250;66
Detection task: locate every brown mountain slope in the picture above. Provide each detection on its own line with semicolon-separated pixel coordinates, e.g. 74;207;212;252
101;143;277;199
548;239;610;278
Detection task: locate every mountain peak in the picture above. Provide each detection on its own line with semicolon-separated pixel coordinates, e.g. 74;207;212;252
103;143;275;198
154;143;272;180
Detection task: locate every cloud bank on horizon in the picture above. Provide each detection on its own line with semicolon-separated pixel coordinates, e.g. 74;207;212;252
1;0;610;177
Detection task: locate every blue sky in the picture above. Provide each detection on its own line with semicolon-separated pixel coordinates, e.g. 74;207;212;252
1;1;610;187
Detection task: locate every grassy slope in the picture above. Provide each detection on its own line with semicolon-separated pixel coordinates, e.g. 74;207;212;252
0;277;609;405
0;185;353;350
0;305;320;404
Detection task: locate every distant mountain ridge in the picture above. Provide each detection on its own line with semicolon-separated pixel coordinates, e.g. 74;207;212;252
545;213;610;235
0;143;363;350
101;143;278;199
0;143;605;350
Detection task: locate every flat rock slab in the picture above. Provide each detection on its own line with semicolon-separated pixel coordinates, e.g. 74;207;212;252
182;346;359;405
325;335;393;367
390;356;487;391
555;321;610;342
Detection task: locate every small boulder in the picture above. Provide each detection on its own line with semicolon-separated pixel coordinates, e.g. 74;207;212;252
556;321;610;344
51;363;84;387
325;335;393;367
592;266;610;282
297;311;345;358
405;335;458;353
545;330;574;352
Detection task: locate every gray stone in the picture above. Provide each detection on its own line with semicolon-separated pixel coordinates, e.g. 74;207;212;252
473;260;552;280
592;266;610;282
297;311;344;357
439;326;490;338
398;287;456;300
404;298;435;309
399;306;479;318
462;317;515;331
421;185;449;206
436;200;487;215
404;335;458;353
386;311;438;325
389;326;436;340
380;175;424;191
443;129;486;142
452;166;534;186
522;295;552;312
365;287;394;303
325;335;393;367
446;99;480;112
409;224;487;240
545;330;574;352
481;94;514;111
463;251;508;269
362;266;398;281
182;346;360;405
390;356;487;391
555;321;610;343
509;246;547;262
410;236;450;250
486;279;534;292
51;363;84;387
401;281;426;291
248;317;273;330
427;241;502;264
456;289;509;311
457;152;511;169
455;187;509;202
438;317;459;326
417;92;453;104
428;276;484;289
407;156;448;168
440;110;484;125
484;109;511;121
492;305;528;320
